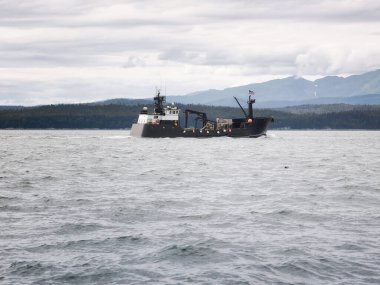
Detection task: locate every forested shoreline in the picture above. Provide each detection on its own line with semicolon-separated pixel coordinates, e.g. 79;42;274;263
0;104;379;130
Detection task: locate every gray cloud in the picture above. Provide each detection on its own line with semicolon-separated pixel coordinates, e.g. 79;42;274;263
0;0;379;105
159;47;302;68
200;0;380;23
0;79;157;105
1;0;379;29
123;56;146;68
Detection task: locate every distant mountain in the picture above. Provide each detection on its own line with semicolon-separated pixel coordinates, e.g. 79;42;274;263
251;94;380;108
276;103;380;114
3;70;377;109
89;98;150;106
167;70;380;107
0;106;23;110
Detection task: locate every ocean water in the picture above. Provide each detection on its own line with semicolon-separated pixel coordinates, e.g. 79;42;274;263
0;130;379;285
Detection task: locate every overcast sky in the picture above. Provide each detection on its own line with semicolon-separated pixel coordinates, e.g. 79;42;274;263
1;0;380;105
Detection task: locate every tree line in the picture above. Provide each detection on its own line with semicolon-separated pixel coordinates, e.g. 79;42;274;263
0;103;379;129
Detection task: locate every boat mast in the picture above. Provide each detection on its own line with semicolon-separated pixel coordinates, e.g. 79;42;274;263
154;89;166;115
247;90;255;119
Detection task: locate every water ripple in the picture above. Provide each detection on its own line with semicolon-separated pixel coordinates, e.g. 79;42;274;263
0;130;379;284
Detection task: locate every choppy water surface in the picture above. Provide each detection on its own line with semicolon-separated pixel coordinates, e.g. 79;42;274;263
0;130;379;284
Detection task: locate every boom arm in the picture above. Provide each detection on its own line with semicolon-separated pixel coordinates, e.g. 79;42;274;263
184;109;208;128
233;97;248;118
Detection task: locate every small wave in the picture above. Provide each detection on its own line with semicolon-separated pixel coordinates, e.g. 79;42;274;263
26;235;147;253
41;175;56;180
154;241;231;264
272;209;293;215
270;261;335;282
18;179;33;187
334;243;367;251
47;270;116;284
267;209;326;223
103;135;130;139
265;132;277;139
0;205;22;212
55;223;104;235
151;199;191;208
70;198;92;204
159;244;214;257
62;236;146;249
116;235;144;242
0;196;17;201
178;213;214;220
9;261;54;276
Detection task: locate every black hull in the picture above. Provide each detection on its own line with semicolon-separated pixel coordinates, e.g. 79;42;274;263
131;117;273;138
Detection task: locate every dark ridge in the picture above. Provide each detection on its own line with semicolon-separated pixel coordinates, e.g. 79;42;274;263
0;103;379;129
0;106;24;110
88;98;151;106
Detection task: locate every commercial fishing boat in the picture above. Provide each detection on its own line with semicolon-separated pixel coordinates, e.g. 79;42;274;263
130;90;273;138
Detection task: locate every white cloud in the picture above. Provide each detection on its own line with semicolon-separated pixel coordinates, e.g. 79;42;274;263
0;0;379;105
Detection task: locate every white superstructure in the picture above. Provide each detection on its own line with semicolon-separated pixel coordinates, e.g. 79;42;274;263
137;105;180;124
